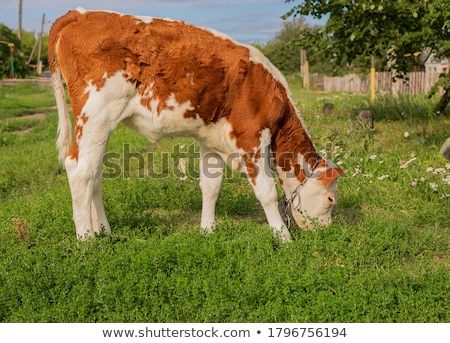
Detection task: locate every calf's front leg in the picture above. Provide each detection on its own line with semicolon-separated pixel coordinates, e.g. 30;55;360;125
199;147;224;234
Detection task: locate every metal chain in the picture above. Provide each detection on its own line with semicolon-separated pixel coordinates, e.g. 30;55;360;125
281;195;292;229
280;158;322;229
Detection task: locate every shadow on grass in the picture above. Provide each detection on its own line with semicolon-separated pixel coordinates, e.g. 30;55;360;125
331;193;363;227
105;179;270;239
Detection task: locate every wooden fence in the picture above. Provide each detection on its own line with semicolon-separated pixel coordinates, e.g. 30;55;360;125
0;77;52;87
310;71;441;94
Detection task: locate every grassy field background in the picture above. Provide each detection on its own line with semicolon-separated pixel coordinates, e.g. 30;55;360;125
0;81;449;322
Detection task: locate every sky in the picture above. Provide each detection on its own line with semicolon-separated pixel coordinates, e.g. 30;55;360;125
0;0;310;44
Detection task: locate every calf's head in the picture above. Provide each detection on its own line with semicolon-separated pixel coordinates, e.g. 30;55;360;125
279;159;344;229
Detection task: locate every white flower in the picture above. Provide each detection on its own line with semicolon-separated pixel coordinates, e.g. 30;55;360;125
336;160;344;166
442;175;450;185
370;154;377;160
378;175;389;180
404;132;410;137
445;163;450;170
433;168;445;174
352;167;361;177
426;167;434;173
429;182;438;191
441;194;450;199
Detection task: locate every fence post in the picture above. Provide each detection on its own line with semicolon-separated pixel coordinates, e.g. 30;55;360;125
370;56;376;101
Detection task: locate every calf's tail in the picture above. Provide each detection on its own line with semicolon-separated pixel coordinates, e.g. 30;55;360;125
49;31;71;164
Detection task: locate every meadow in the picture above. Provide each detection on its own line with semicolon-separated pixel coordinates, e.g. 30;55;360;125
0;81;448;322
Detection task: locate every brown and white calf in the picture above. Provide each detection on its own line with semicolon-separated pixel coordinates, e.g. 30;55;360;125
49;9;344;241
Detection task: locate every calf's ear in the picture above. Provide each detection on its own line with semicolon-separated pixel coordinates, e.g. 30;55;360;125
317;167;345;186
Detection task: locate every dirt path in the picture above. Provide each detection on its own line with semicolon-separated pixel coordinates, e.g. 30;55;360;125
13;113;47;120
9;113;47;135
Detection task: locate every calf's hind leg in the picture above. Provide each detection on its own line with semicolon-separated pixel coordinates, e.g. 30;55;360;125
65;128;111;240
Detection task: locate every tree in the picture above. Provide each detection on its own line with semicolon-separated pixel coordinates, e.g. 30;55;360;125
256;19;306;75
257;19;358;76
284;0;450;114
0;24;29;78
0;24;50;78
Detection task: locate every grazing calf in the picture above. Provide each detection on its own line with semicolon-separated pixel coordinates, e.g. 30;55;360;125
48;9;344;241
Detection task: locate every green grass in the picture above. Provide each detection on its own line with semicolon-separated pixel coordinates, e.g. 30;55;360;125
0;82;56;120
0;82;449;322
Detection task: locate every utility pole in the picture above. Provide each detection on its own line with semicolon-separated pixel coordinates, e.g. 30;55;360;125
18;0;23;41
9;43;14;78
27;39;38;65
37;13;45;74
